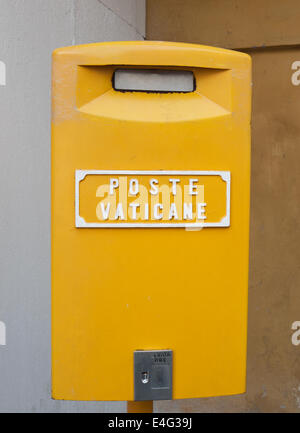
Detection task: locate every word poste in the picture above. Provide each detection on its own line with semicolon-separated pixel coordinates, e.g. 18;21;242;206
76;170;230;228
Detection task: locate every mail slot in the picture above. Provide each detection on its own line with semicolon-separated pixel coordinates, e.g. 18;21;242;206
51;41;251;401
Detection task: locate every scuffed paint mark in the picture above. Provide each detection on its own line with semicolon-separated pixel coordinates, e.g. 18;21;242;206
292;386;300;408
261;385;267;398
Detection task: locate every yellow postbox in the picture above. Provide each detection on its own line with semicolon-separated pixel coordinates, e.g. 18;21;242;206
51;41;251;401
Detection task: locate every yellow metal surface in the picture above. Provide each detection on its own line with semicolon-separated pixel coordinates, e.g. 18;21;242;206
127;401;153;414
51;41;251;401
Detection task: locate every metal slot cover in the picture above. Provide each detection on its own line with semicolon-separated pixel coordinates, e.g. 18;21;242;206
113;69;195;93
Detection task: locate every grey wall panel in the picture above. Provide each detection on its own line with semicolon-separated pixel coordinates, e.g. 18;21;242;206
76;0;145;42
100;0;146;36
0;0;145;413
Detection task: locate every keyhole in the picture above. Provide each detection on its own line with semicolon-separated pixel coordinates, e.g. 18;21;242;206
141;371;149;384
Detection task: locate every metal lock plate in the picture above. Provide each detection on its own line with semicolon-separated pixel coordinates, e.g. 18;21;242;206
134;350;173;401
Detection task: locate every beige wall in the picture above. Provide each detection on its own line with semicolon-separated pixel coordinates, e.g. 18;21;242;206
147;1;300;413
147;0;300;49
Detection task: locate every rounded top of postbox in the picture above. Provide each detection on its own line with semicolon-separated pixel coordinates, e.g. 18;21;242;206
52;41;251;70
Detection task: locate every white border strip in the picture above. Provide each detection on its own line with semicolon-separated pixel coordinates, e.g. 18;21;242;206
75;170;230;228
